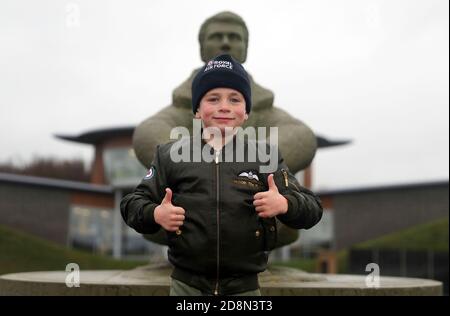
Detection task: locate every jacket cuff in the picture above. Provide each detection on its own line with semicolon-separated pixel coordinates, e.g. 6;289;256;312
142;203;161;233
277;194;300;223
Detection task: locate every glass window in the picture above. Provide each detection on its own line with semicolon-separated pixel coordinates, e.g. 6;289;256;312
68;205;164;258
68;206;113;255
103;147;147;185
298;209;334;250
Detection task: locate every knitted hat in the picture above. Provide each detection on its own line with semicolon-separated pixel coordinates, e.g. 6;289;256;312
191;54;251;114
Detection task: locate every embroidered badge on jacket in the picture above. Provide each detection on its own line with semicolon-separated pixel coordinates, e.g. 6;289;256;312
238;171;259;181
144;166;155;180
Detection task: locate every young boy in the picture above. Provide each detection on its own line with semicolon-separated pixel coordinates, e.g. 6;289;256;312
120;54;323;296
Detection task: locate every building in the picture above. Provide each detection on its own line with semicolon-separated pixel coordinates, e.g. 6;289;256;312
55;126;350;188
1;126;447;265
1;126;348;258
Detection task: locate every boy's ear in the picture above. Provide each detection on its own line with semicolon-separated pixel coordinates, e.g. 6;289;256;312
194;111;201;119
244;113;249;120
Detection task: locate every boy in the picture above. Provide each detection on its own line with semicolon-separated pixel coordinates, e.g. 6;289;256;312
120;54;323;296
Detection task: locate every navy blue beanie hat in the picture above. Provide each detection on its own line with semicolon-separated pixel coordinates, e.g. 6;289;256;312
191;53;251;114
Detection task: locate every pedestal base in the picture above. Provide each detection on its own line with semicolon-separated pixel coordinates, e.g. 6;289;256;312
0;263;442;296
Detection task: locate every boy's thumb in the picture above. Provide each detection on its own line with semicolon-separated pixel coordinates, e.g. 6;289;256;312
268;174;278;192
162;188;173;204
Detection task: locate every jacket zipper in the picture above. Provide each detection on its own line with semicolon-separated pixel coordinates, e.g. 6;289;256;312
281;169;289;187
281;168;300;191
214;150;220;295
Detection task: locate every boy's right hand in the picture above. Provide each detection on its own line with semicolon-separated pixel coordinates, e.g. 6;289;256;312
154;188;186;232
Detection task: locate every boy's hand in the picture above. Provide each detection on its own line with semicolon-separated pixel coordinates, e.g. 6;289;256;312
253;174;288;218
154;188;186;232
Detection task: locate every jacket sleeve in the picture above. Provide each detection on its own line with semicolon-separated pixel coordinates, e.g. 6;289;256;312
120;145;168;234
272;148;323;230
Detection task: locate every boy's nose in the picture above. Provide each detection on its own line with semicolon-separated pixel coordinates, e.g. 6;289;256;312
218;101;232;112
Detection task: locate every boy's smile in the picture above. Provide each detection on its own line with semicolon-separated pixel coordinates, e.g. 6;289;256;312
195;87;248;134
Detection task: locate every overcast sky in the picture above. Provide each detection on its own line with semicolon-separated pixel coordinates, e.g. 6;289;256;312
0;0;448;190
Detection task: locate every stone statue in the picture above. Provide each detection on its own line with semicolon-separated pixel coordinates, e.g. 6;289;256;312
133;11;318;248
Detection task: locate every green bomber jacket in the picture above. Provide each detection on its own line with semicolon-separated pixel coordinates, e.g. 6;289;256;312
120;133;323;295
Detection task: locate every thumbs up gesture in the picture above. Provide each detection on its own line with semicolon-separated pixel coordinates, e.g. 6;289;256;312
253;174;289;218
154;188;186;232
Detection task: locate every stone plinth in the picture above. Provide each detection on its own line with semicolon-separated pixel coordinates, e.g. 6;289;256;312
0;263;442;296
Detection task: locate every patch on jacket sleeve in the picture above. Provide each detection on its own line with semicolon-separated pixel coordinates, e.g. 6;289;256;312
144;166;155;180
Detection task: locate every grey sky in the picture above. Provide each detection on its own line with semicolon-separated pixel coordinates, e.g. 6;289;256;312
0;0;448;190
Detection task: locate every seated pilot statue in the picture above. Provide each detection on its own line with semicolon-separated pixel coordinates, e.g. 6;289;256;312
133;11;318;248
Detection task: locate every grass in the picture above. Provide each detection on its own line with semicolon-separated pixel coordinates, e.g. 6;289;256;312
353;217;449;252
0;224;147;276
2;217;447;276
271;257;317;272
272;217;449;273
272;250;349;274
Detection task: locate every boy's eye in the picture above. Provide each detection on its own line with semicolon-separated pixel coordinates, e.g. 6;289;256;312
230;97;242;103
207;97;219;102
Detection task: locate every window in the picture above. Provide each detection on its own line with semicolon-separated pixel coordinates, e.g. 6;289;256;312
68;206;113;255
103;147;147;185
298;209;334;250
68;205;164;258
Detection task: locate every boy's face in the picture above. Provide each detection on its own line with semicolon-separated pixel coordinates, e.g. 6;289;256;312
195;87;248;134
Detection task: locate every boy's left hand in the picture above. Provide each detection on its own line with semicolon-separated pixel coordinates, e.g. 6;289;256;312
253;174;288;218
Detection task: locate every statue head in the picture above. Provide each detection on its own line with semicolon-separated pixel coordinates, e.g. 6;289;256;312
199;11;249;64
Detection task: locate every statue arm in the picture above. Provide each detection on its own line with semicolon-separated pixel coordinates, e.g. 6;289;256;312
262;107;318;173
133;105;193;169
